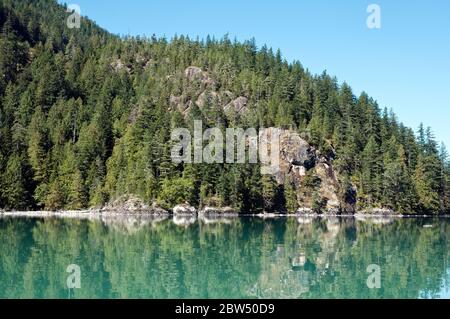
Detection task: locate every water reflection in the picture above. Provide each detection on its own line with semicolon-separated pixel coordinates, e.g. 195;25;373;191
0;216;448;299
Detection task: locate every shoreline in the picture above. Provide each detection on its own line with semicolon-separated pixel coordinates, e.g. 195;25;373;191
0;210;448;219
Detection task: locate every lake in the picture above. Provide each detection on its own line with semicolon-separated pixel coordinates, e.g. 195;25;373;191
0;215;449;299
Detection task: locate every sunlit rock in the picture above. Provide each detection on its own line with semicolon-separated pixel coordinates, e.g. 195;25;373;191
173;204;197;215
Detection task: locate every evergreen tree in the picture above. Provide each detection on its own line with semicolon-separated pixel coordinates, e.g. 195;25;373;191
283;177;298;213
2;154;30;210
0;0;447;214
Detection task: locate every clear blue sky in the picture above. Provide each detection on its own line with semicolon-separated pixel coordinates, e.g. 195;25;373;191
59;0;450;148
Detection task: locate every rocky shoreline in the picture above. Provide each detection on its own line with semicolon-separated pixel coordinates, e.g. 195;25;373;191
0;207;443;219
0;196;444;219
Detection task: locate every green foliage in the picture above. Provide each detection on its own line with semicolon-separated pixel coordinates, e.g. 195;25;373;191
283;177;298;213
311;191;326;214
2;154;31;210
261;175;278;212
157;177;195;209
0;0;448;214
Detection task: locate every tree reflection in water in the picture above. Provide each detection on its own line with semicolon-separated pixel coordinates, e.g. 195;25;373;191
0;216;448;299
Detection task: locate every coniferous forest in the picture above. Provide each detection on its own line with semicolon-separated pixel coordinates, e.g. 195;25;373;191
0;0;449;214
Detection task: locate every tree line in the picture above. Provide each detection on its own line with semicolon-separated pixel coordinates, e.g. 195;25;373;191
0;0;449;213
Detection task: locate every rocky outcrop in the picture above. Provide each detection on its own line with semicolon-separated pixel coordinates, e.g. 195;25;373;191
260;128;355;214
357;208;396;215
102;196;168;214
296;208;314;215
195;91;220;108
314;162;341;211
171;67;249;117
280;131;316;169
170;94;193;113
199;206;237;215
184;66;216;86
224;96;248;114
173;204;197;215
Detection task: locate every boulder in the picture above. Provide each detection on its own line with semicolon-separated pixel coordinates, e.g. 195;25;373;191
173;204;197;215
102;196;151;213
199;206;237;216
357;208;396;215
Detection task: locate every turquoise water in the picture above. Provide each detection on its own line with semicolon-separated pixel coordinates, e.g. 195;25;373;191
0;216;449;299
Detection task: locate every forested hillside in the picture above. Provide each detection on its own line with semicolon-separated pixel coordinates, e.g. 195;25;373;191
0;0;449;214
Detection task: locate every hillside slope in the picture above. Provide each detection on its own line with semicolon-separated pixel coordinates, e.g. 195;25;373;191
0;0;449;214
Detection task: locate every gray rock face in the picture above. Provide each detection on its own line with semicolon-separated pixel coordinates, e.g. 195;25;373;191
184;66;203;80
259;128;316;185
175;67;250;118
195;91;220;108
224;96;248;114
103;196;150;211
259;128;354;213
184;66;216;86
279;131;316;169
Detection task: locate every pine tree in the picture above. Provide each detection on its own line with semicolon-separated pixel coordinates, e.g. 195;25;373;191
414;154;440;213
27;106;49;205
261;175;277;212
2;154;30;210
359;135;382;207
284;177;298;213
